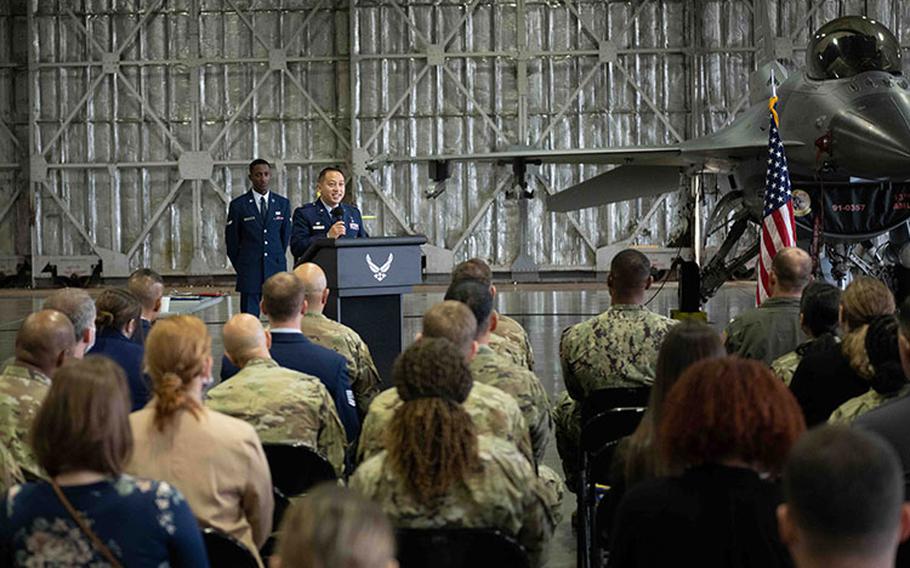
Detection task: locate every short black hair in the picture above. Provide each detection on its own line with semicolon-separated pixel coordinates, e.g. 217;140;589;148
609;249;651;291
784;426;904;557
444;279;493;340
249;158;271;172
317;166;345;182
800;281;841;337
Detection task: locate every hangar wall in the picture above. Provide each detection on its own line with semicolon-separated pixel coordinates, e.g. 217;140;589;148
0;0;907;278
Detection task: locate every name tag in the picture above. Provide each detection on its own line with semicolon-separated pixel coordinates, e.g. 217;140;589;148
243;216;256;222
313;224;325;230
350;222;359;230
274;215;285;221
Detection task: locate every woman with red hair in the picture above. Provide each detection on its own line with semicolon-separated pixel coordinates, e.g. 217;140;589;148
609;357;804;568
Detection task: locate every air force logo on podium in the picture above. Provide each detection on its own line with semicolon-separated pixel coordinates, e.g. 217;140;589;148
366;253;394;281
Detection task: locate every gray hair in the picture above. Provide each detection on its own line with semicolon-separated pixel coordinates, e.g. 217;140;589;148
44;288;96;341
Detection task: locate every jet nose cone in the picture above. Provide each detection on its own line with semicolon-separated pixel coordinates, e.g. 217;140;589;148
831;90;910;178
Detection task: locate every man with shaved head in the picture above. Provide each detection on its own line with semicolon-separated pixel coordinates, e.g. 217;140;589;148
207;314;346;475
127;268;165;346
43;288;96;358
725;247;813;365
220;272;359;443
554;248;677;490
0;309;75;475
294;262;381;416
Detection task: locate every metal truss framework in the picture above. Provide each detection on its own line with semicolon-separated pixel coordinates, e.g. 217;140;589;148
0;0;907;277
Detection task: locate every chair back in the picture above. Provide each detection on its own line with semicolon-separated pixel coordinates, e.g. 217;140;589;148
580;407;646;456
202;527;259;568
581;386;650;426
396;528;530;568
262;442;337;497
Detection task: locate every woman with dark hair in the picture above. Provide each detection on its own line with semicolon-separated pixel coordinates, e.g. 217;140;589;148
609;357;805;568
623;321;724;486
829;315;908;423
272;483;397;568
0;357;208;566
791;276;895;426
127;315;273;566
350;337;554;567
87;288;149;410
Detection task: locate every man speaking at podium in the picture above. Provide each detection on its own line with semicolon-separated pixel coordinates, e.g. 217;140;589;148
290;166;369;264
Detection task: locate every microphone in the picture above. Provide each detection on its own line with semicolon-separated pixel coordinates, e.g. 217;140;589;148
331;207;344;222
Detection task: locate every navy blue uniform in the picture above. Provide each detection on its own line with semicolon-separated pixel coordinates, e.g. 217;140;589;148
290;201;368;261
219;331;361;443
88;328;151;411
226;190;291;315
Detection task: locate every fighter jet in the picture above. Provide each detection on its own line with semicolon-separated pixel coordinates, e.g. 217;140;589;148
420;16;910;300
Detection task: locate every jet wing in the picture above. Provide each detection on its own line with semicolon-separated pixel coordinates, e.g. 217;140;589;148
546;166;683;212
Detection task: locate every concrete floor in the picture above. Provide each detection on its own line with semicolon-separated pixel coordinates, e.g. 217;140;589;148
0;280;756;567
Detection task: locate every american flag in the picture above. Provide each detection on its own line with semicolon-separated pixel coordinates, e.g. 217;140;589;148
757;96;796;305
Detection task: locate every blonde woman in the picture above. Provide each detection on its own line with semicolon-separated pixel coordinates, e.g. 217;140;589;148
127;315;273;566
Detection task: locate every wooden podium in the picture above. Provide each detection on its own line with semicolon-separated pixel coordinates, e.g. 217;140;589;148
297;236;427;384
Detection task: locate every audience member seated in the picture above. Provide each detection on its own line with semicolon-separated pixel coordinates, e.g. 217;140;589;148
423;299;564;520
207;314;347;476
554;249;676;490
443;280;552;465
220;272;360;444
771;281;841;385
42;288;96;359
856;296;910;497
127;315;273;566
791;276;895;426
0;310;74;475
127;268;165;346
272;483;397;568
294;262;381;417
87;288;150;411
724;247;812;364
357;302;532;465
451;258;535;370
609;357;804;568
621;322;724;489
350;338;554;567
778;426;910;568
0;357;208;566
830;315;908;423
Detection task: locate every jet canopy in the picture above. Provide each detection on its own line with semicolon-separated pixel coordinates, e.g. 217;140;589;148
807;16;902;80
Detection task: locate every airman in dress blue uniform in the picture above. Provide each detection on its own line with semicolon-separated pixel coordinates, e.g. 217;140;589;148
290;167;368;262
226;159;292;316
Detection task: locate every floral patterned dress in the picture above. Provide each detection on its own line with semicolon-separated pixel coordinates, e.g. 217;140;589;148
1;474;209;567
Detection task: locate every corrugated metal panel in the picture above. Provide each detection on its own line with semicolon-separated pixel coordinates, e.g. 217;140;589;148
1;1;909;276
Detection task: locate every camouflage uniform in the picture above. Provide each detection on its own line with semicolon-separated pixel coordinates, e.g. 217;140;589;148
0;362;51;476
554;304;676;490
206;357;347;476
0;436;22;494
350;434;555;568
828;386;910;424
488;333;527;370
494;314;535;371
357;382;532;466
770;350;801;386
470;344;551;464
300;312;382;415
